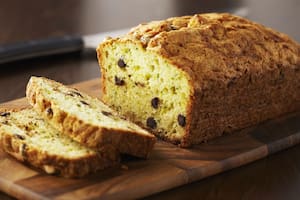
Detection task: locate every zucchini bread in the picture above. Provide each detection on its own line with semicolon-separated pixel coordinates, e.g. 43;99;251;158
0;109;118;178
26;76;156;158
97;13;300;147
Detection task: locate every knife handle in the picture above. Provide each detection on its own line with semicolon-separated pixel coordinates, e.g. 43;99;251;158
0;36;83;65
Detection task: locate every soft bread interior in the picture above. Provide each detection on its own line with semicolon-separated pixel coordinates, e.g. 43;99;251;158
30;77;150;136
99;41;191;143
0;109;97;158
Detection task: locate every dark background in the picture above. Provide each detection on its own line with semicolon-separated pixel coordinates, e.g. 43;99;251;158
0;0;300;199
1;0;299;44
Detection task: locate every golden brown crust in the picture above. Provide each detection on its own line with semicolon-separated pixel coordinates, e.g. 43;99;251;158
0;133;118;178
0;110;119;178
98;13;300;147
26;77;156;158
127;13;299;91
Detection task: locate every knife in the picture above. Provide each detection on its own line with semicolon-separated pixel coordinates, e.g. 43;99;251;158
0;28;130;64
0;7;250;65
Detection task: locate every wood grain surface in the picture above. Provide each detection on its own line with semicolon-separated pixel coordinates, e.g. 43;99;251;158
0;79;299;200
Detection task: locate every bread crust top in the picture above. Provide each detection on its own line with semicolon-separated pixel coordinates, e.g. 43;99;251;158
102;13;300;91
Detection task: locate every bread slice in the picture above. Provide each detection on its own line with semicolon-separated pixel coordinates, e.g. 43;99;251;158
0;109;119;178
97;13;300;147
26;76;156;158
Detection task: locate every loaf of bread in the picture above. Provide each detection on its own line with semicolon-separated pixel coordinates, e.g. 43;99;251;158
26;76;156;158
97;13;300;147
0;109;118;178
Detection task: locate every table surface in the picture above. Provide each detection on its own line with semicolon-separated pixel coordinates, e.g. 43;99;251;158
0;0;299;199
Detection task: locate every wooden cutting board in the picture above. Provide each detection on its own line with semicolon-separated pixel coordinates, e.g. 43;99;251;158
0;78;300;200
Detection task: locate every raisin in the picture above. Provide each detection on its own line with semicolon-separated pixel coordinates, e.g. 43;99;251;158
46;108;53;117
25;126;31;131
151;97;160;109
170;24;179;30
21;143;27;159
1;120;8;125
80;100;90;106
66;93;74;97
134;82;145;87
177;114;186;127
71;90;83;98
117;58;126;68
146;117;157;129
114;76;125;86
101;111;112;116
14;134;25;140
0;112;10;117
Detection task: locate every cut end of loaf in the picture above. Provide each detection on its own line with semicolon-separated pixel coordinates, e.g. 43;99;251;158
98;40;192;144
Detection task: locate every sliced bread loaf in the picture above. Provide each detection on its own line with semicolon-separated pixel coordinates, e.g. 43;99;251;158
0;109;119;178
97;13;300;147
26;76;156;158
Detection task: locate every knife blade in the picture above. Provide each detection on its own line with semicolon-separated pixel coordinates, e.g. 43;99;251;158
0;28;130;64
